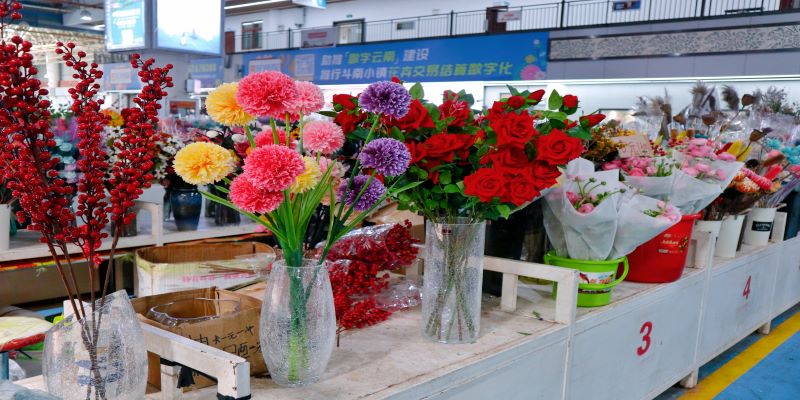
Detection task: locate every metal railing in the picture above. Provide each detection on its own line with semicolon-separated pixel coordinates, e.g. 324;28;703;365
232;0;786;53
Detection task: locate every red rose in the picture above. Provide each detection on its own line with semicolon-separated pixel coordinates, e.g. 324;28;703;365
507;95;526;109
335;110;366;134
420;133;475;161
530;160;562;190
486;101;506;121
562;94;578;109
490;111;537;147
535;129;584;166
481;146;529;169
565;119;577;129
405;141;426;165
439;98;471;128
386;99;434;131
464;168;507;203
391;76;403;84
506;172;540;206
333;94;357;110
580;113;606;128
528;89;545;104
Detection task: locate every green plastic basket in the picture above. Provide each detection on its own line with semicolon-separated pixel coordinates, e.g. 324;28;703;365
544;251;629;307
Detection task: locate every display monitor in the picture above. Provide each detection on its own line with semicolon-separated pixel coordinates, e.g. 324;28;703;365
105;0;147;51
154;0;223;55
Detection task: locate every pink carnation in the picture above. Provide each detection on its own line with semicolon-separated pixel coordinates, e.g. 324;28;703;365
254;127;291;147
236;71;298;119
243;144;305;191
289;81;324;116
229;174;284;213
717;152;736;161
566;191;579;205
303;120;345;155
578;203;595;214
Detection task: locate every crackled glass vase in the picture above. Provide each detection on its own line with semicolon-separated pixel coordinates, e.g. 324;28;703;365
422;218;486;344
43;290;148;400
260;259;336;387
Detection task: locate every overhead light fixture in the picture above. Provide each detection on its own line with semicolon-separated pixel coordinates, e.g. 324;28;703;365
225;0;283;10
80;9;92;21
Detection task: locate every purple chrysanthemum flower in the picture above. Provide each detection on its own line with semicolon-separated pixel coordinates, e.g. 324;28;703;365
358;81;411;119
359;138;411;177
337;175;386;211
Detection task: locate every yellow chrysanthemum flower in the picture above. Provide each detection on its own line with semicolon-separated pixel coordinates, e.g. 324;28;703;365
290;156;321;194
174;142;235;185
206;83;254;126
102;109;124;127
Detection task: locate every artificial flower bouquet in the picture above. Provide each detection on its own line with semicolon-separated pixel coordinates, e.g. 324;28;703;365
543;158;681;261
173;74;418;385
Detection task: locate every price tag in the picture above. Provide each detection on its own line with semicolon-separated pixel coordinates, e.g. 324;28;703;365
636;321;653;356
612;134;654;158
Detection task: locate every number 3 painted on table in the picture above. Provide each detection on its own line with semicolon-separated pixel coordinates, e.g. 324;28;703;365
637;321;653;356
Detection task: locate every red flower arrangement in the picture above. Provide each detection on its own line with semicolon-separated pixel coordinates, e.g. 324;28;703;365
337;83;597;221
326;222;419;337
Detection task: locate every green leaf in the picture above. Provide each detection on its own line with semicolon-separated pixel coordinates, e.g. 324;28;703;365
542;110;568;121
549;119;566;129
389;180;424;195
506;85;520;96
461;93;475;106
349;127;369;140
439;170;452;185
548;89;563;110
424;199;439;210
497;204;512;219
568;126;592;140
317;110;338;118
409;82;424;100
444;184;460;193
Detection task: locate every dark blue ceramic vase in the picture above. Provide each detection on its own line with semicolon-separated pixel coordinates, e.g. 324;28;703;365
169;187;202;231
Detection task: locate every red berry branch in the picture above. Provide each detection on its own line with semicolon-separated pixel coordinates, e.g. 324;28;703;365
0;0;87;318
100;55;173;300
55;41;111;313
327;222;419;339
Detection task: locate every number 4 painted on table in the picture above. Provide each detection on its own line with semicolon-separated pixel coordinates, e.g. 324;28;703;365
637;321;653;356
743;275;752;299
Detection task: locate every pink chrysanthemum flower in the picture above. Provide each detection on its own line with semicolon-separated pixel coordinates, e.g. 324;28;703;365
235;71;298;119
229;174;284;213
243;144;305;192
302;120;344;155
254;127;291;147
289;81;324;116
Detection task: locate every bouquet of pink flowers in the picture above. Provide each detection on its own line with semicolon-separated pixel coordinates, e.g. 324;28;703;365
544;158;682;260
670;138;743;214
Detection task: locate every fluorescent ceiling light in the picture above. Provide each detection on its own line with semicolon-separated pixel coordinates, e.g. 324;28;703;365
225;0;283;10
80;9;92;21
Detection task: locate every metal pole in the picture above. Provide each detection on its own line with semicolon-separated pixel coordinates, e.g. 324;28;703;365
560;0;566;28
701;0;707;17
287;28;292;49
449;10;455;36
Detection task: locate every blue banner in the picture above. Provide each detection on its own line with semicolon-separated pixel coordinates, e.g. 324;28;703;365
190;58;224;88
105;0;146;51
242;31;549;84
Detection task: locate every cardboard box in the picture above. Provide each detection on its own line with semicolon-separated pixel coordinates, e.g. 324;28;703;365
131;287;266;389
135;242;272;296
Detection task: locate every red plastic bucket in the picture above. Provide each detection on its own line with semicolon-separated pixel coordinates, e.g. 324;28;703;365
623;213;701;283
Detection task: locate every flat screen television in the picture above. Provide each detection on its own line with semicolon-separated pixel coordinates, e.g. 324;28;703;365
154;0;223;55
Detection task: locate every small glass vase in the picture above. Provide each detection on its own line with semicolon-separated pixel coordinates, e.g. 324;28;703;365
43;290;148;400
260;259;336;387
422;218;486;344
170;187;202;231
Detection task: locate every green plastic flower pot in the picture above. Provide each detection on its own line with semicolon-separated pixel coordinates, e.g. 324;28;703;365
544;251;629;307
